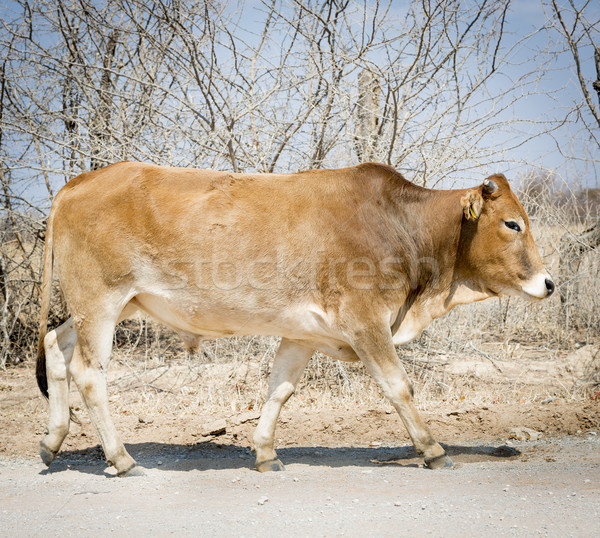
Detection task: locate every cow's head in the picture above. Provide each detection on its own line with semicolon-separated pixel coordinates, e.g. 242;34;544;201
458;174;554;300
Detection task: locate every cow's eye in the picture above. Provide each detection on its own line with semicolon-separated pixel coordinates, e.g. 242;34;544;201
505;221;521;232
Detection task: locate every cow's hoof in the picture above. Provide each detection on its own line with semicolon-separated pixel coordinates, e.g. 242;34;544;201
39;441;57;467
424;453;454;470
255;458;285;472
117;464;145;477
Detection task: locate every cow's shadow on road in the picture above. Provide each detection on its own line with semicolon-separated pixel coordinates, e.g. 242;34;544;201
40;441;521;477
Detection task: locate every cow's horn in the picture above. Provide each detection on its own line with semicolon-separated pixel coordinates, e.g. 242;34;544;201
483;179;498;195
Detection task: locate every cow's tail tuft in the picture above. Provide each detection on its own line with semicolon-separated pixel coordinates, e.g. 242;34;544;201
36;209;55;400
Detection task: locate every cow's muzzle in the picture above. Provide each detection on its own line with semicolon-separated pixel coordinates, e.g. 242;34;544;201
521;273;555;300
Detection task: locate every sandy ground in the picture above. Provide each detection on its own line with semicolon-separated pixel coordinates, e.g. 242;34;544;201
1;436;599;536
1;349;600;536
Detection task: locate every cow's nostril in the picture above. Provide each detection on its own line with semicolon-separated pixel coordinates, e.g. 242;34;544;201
545;278;555;296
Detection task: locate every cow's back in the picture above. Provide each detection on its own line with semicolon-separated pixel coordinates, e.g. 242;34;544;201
52;162;396;267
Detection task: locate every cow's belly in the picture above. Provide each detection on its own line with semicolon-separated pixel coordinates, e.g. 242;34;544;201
129;293;361;362
130;293;334;341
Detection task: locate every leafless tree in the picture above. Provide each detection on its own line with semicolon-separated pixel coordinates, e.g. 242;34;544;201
0;0;596;364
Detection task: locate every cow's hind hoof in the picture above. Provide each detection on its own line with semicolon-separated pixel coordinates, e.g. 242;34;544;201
39;441;57;467
117;464;145;477
255;458;285;472
424;453;453;470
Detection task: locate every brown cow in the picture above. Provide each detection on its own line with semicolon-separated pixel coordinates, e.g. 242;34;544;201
36;162;554;476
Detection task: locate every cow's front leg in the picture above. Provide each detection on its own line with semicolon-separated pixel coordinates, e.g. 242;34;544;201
39;318;77;466
350;324;453;469
253;339;313;472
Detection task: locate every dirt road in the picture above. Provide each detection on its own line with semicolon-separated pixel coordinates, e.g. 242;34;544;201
1;435;599;537
2;352;600;536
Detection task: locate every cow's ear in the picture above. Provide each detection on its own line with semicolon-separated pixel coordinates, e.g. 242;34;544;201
461;190;483;220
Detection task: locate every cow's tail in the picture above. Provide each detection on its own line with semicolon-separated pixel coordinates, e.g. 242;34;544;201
36;206;56;400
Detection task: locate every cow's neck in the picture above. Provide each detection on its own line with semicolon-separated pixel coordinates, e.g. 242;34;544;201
390;188;494;344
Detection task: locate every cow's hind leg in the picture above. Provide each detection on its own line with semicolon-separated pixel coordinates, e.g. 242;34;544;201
39;318;77;466
351;325;453;469
254;339;313;472
69;318;143;477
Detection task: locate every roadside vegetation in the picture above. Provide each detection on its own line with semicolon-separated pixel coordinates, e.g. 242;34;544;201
1;0;599;411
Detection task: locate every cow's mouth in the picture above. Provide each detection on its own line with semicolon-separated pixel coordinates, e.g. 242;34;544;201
492;278;553;301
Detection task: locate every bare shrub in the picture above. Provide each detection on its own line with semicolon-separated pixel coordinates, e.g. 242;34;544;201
515;169;599;330
1;0;531;368
0;0;598;406
0;209;47;368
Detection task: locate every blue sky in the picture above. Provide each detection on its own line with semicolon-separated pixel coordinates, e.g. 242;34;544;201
1;0;598;205
237;0;599;188
481;0;599;188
